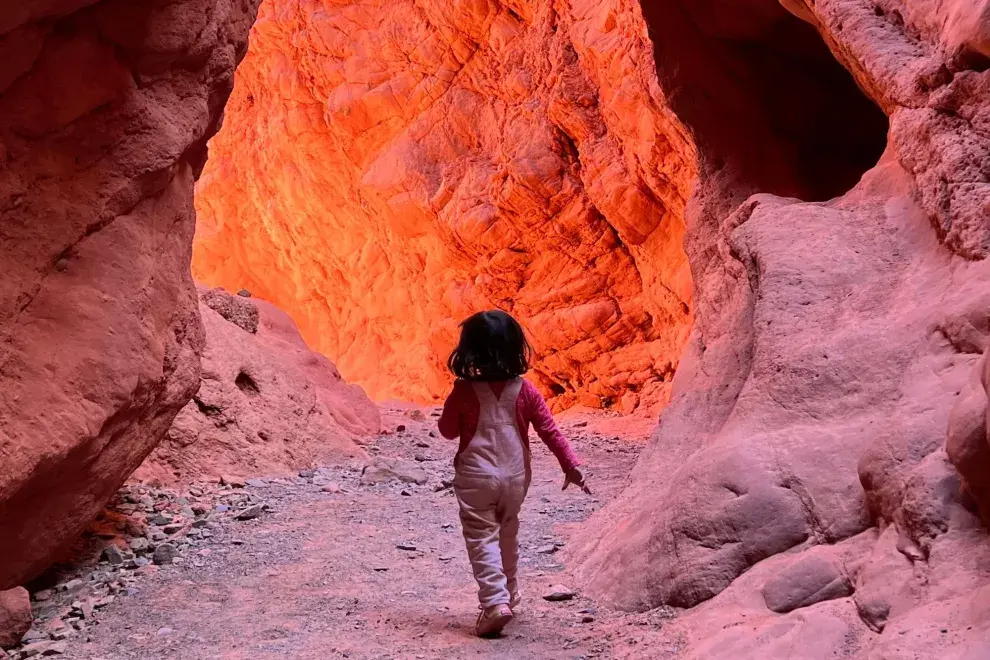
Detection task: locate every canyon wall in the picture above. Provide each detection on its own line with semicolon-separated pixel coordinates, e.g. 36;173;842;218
191;0;696;412
135;287;379;486
571;0;990;657
0;0;261;590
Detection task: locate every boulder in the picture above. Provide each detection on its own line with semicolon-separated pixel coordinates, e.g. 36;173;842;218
0;588;31;649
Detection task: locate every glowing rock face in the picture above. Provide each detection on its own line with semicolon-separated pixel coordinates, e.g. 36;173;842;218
192;0;696;411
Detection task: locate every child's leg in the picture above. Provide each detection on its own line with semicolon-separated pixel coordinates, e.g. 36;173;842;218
455;476;510;607
497;475;528;608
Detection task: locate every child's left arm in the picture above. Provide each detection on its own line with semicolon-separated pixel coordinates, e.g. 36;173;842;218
523;382;590;493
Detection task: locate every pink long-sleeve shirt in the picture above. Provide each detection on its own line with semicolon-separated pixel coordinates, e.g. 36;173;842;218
438;378;580;472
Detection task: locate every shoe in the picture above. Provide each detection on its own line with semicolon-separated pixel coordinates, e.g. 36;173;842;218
475;604;513;638
509;594;521;613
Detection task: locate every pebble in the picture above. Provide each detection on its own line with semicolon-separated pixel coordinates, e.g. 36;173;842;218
33;590;53;602
20;640;67;657
321;483;341;494
164;524;184;534
396;543;417;551
535;544;559;554
220;475;246;488
400;489;413;497
415;441;430;448
543;585;577;601
102;545;124;566
62;579;84;593
413;454;431;462
129;538;149;552
94;596;115;609
236;504;265;521
148;513;172;526
20;630;47;644
245;478;267;488
439;555;455;562
396;425;406;432
153;544;178;565
156;627;173;637
74;600;95;620
298;469;315;479
192;519;209;529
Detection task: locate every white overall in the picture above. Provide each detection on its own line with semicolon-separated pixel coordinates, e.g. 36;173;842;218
454;379;531;608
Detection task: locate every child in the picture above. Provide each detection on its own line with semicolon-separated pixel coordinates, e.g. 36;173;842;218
438;310;590;638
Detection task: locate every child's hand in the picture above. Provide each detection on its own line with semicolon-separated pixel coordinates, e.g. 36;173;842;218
563;467;592;495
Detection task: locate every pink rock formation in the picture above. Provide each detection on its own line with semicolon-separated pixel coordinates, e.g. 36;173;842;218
0;0;260;590
570;0;990;656
191;0;695;412
2;0;989;656
0;587;31;649
135;288;379;485
947;346;990;521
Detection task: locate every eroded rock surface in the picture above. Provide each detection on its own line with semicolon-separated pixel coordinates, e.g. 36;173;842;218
134;288;379;485
192;0;695;411
571;0;990;657
0;0;260;590
0;587;31;649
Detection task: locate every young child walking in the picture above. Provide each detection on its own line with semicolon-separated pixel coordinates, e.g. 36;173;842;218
438;310;590;638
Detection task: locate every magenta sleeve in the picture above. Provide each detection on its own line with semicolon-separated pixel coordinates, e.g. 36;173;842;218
438;381;466;440
523;381;581;472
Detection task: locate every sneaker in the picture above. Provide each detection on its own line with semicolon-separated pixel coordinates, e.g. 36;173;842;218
475;604;513;638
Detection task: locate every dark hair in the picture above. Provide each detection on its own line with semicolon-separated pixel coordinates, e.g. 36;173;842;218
447;310;533;381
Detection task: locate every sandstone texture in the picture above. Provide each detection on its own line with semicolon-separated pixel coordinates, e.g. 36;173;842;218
0;0;260;590
570;0;990;656
0;587;31;649
134;288;379;485
192;0;695;412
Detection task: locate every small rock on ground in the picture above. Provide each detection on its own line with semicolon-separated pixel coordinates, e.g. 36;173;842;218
543;585;577;601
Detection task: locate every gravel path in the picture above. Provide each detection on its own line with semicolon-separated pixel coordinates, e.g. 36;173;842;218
15;407;669;660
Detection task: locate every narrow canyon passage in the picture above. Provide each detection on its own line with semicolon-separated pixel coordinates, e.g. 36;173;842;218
4;0;990;658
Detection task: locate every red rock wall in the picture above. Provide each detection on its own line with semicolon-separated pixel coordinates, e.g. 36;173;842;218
571;0;990;656
0;0;261;590
192;0;695;412
135;287;379;485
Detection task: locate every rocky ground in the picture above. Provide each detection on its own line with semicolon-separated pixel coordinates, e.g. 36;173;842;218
6;406;668;660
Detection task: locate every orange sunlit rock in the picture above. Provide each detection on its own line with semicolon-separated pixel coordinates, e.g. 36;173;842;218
192;0;696;411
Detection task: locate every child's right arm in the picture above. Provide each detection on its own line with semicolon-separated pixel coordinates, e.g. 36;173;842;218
438;380;468;440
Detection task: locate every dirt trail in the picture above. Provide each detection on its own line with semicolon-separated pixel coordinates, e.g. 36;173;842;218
36;407;667;660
